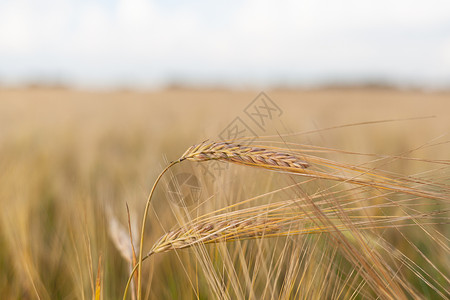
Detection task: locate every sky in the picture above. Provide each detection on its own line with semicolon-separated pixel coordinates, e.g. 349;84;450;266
0;0;450;89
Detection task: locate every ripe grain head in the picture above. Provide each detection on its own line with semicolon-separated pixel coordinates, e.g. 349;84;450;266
149;217;281;255
179;141;309;172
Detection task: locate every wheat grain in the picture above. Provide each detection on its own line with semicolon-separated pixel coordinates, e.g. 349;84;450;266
179;141;309;171
149;218;281;255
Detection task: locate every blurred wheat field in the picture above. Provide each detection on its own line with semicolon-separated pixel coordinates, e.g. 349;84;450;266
0;87;449;299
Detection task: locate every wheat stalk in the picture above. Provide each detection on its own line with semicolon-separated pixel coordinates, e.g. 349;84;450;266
133;140;448;299
134;140;447;299
150;204;448;256
135;142;311;299
125;199;447;300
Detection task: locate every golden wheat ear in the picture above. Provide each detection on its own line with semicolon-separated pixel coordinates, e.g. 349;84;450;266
149;218;281;255
179;141;309;170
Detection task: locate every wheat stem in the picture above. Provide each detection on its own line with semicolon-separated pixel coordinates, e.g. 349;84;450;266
123;254;151;300
136;160;178;300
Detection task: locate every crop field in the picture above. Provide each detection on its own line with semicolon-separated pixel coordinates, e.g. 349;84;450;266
0;87;449;299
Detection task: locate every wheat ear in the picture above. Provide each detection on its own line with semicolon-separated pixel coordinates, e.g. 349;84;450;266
179;141;309;170
149;218;281;254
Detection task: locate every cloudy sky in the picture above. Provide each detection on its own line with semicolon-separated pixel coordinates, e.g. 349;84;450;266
0;0;449;89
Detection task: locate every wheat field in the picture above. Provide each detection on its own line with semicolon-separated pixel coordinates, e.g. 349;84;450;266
0;87;449;299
